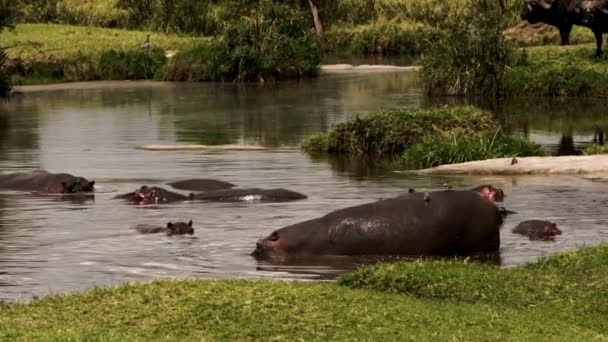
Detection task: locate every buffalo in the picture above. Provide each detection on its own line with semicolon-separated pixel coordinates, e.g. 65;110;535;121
576;0;608;56
520;0;579;46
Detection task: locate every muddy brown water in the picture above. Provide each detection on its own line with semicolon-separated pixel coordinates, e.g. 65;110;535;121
1;71;608;301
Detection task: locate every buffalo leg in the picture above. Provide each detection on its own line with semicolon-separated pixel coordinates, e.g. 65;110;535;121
594;29;603;57
559;25;572;45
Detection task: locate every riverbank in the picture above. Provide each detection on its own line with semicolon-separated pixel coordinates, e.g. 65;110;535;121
417;154;608;175
0;244;606;339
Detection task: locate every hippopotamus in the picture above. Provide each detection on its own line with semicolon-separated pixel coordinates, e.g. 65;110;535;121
512;220;562;240
167;179;235;192
191;188;307;202
252;190;503;259
115;185;307;204
113;186;190;204
133;220;194;236
0;170;95;194
470;185;504;202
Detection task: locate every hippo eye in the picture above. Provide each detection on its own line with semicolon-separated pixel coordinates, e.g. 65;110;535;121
270;232;279;241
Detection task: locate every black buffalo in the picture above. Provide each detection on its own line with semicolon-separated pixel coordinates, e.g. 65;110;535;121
576;0;608;56
520;0;579;45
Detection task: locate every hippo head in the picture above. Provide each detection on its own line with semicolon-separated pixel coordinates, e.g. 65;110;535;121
166;220;194;236
251;231;290;259
132;185;163;204
474;185;505;202
542;222;562;237
61;178;95;193
521;0;554;23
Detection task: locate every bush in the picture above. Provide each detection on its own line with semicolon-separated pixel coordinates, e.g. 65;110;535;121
402;130;546;169
419;0;514;96
98;47;165;79
164;1;321;82
0;49;10;97
301;106;497;155
324;19;438;55
583;143;608;155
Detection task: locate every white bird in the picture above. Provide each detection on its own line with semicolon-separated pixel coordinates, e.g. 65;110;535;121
140;34;150;50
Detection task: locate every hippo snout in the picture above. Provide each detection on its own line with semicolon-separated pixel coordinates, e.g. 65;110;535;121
256;240;263;249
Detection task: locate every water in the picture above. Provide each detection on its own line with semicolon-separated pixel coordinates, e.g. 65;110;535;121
1;71;608;301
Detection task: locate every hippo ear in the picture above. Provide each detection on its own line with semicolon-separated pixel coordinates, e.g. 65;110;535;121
188;220;193;227
90;181;95;187
167;222;173;228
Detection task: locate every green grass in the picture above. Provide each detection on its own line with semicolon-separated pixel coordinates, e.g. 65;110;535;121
302;106;497;155
402;131;546;168
324;19;438;55
1;245;607;340
1;23;198;61
504;44;608;97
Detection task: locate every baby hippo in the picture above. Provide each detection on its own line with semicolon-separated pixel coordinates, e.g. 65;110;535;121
134;220;194;236
512;220;561;241
470;185;504;202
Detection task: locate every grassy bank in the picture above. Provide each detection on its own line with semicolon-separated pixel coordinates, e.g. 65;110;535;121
2;23;197;84
504;44;608;97
1;245;607;340
302;105;545;167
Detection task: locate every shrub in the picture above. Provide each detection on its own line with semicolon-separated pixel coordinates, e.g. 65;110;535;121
419;0;514;96
402;130;546;169
583;143;608;155
164;1;321;82
301;106;497;155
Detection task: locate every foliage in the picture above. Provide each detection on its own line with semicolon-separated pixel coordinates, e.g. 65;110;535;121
0;245;607;339
583;143;608;155
301;106;497;155
419;0;514;96
503;44;608;97
164;1;321;82
324;18;438;55
402;130;546;169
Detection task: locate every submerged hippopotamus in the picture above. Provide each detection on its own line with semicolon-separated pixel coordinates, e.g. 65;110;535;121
113;186;190;204
167;179;235;192
191;188;307;202
115;185;307;204
133;220;194;236
252;190;503;259
512;220;562;240
0;170;95;194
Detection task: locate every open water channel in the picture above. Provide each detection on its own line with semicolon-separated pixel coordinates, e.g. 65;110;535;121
1;69;608;301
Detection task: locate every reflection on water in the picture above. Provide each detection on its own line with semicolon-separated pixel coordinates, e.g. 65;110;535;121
1;72;608;301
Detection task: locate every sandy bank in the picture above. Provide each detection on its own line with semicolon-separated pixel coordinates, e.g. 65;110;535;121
416;155;608;175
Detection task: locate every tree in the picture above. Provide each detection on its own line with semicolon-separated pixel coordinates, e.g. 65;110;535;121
0;0;17;98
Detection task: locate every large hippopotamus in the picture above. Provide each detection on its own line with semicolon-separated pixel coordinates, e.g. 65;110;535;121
167;179;235;192
114;185;307;204
512;220;562;240
0;170;95;194
133;220;194;236
252;190;504;259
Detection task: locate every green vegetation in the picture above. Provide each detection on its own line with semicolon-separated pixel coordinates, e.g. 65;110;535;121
419;0;514;96
583;143;608;155
302;106;496;155
504;44;608;97
164;2;321;82
338;245;608;334
0;245;607;340
402;131;546;168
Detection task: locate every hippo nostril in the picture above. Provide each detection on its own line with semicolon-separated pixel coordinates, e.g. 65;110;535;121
256;240;262;249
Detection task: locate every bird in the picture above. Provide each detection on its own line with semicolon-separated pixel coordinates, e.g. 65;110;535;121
511;157;518;165
140;34;150;50
423;192;431;206
408;188;415;193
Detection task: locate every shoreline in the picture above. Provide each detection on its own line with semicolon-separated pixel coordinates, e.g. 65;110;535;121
416;155;608;175
10;64;419;93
